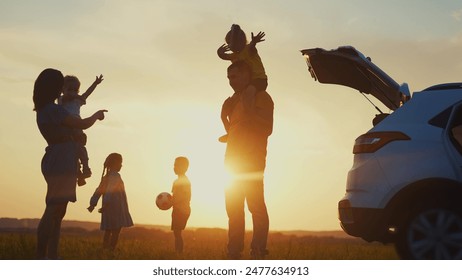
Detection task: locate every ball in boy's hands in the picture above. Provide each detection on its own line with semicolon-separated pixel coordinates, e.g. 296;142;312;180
156;192;173;210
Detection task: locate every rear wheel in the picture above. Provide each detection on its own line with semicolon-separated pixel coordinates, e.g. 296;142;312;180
395;207;462;259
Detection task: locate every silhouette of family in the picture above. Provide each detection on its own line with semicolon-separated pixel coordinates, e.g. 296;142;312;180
33;24;273;260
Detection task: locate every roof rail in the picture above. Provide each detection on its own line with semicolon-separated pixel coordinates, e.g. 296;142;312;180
424;83;462;91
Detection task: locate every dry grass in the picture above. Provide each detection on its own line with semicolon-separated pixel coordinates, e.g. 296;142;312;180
0;227;398;260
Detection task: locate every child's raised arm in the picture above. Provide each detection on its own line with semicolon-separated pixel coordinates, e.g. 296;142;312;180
82;74;104;101
217;44;233;60
249;31;265;52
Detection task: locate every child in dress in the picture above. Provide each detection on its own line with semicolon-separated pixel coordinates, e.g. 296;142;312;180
217;24;267;142
60;74;104;185
88;153;133;251
171;156;191;254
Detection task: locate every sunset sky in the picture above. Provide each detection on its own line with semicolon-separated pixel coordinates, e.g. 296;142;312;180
1;0;461;231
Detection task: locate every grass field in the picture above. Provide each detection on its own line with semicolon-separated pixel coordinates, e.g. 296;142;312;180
0;227;399;260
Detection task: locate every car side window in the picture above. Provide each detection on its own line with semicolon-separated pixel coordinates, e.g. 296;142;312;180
447;104;462;152
429;106;453;128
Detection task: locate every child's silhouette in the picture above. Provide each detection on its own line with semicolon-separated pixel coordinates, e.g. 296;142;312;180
59;74;104;185
217;24;268;143
88;153;133;251
171;156;191;254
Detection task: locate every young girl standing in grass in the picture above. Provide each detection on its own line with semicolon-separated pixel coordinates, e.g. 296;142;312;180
88;153;133;251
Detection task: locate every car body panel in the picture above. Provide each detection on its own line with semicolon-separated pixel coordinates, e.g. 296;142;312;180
373;86;462;131
301;46;406;110
338;87;462;243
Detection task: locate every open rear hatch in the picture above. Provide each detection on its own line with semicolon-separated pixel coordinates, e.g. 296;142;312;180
301;46;409;111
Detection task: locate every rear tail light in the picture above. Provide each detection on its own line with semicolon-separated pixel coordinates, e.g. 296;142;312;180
338;200;353;223
353;131;410;154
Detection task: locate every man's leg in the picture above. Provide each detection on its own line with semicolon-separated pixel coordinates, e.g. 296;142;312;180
225;181;246;259
246;178;269;259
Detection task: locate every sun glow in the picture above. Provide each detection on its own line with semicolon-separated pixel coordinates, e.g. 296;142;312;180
153;101;233;227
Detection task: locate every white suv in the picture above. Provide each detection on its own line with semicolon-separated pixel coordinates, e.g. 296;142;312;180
302;46;462;260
